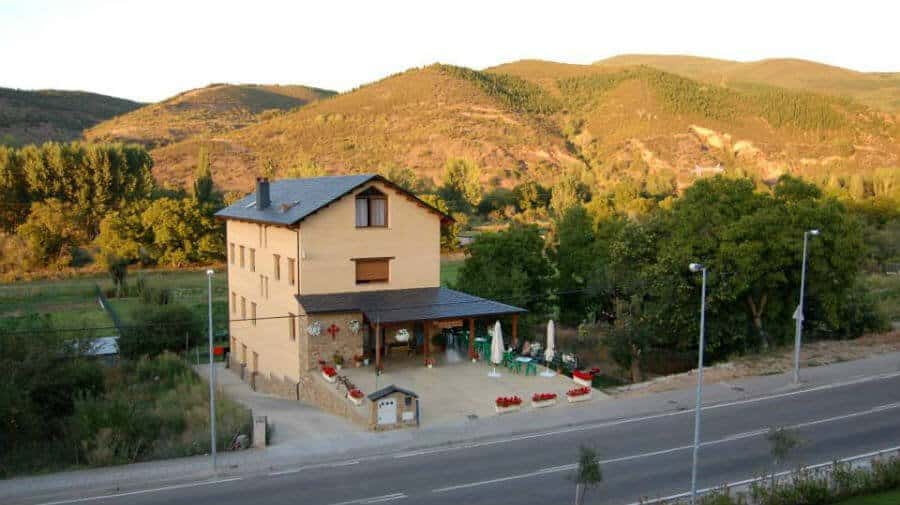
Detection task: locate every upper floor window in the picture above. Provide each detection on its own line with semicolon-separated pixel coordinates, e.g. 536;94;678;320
239;246;245;268
354;257;391;284
273;254;281;281
229;243;235;264
355;187;387;227
287;258;296;286
249;248;256;272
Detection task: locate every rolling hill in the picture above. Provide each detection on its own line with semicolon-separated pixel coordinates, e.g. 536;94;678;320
145;60;898;194
0;87;142;146
149;65;581;191
84;83;336;148
594;54;900;113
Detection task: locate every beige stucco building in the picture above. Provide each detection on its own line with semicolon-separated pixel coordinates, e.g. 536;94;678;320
216;175;524;427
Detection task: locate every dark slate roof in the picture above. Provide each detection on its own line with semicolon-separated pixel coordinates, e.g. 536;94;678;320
367;384;418;401
296;287;526;324
214;174;451;226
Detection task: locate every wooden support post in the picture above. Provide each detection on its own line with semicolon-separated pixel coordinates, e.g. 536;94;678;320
511;314;519;348
469;318;476;360
423;320;431;363
375;322;382;371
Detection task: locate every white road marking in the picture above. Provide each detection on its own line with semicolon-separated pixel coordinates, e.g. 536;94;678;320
430;401;900;494
32;477;243;505
269;459;360;476
327;493;407;505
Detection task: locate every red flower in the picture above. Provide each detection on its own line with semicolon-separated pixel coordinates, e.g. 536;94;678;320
349;389;364;399
495;396;523;408
589;367;601;375
567;386;591;397
532;393;557;402
322;366;337;377
573;370;594;381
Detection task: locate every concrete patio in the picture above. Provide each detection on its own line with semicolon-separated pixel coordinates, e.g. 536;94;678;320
341;351;608;426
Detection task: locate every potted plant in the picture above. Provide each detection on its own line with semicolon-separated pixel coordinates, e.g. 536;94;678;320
424;357;435;369
566;386;592;403
531;392;558;408
347;388;365;406
363;355;370;366
321;365;337;383
353;354;364;368
333;353;344;370
495;395;523;414
573;370;594;387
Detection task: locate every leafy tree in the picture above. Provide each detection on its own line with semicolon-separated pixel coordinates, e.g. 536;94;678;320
95;207;148;265
140;197;223;266
477;187;517;217
380;166;424;192
455;224;552;320
192;146;214;205
551;205;597;325
0;146;29;232
572;446;602;505
420;193;460;251
550;173;590;216
105;254;129;298
513;179;551;211
439;158;483;214
17;199;85;269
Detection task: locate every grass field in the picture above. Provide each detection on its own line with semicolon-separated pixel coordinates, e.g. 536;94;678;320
863;273;900;323
440;257;464;287
835;488;900;505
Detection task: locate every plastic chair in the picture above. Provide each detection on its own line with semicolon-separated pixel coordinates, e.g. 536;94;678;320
525;361;538;376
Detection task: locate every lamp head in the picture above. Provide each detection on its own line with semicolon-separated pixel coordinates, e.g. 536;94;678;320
808;229;820;236
206;269;214;276
689;263;704;273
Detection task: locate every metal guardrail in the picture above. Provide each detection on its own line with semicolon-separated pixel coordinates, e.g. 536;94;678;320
636;446;900;505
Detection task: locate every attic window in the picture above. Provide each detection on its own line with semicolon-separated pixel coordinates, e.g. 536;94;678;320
355;187;387;227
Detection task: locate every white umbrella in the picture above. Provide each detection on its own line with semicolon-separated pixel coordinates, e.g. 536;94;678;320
489;320;503;377
542;320;556;377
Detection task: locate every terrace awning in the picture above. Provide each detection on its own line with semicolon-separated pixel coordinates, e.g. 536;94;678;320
296;287;525;324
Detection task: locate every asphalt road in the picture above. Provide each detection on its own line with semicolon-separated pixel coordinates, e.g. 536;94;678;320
25;375;900;505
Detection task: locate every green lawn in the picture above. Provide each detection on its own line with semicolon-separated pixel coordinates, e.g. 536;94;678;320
835;488;900;504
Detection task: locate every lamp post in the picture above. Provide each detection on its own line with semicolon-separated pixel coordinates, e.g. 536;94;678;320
688;262;707;505
793;229;819;385
206;269;216;470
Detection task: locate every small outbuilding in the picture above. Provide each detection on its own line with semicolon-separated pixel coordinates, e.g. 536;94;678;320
367;384;419;430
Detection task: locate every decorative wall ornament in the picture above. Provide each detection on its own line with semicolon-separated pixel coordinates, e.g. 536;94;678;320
326;323;340;340
349;320;362;334
395;328;411;343
307;321;322;337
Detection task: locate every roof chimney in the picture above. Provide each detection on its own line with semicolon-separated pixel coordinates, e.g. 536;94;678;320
256;177;271;210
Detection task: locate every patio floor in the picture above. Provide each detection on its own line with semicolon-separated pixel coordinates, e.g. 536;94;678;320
341;351;608;426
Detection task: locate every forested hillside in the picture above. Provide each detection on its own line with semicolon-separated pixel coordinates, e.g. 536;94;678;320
84;83;336;148
0;87;142;146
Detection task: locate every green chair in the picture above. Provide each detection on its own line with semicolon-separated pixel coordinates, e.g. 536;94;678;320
512;360;523;374
525;361;538;376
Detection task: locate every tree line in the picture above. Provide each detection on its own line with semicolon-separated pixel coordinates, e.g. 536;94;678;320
0;142;224;274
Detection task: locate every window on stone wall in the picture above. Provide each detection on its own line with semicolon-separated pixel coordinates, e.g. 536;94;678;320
240;246;245;268
289;313;296;341
229;243;235;264
251;302;257;326
249;248;256;272
355;187;387;227
231;292;236;313
273;254;281;281
241;297;246;319
288;258;296;286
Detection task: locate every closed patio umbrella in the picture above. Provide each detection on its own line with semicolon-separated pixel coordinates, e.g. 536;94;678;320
489;320;503;377
542;320;556;377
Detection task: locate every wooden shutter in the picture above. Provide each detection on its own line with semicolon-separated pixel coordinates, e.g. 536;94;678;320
355;258;390;283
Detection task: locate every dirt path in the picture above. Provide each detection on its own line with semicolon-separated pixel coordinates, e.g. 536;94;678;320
611;330;900;398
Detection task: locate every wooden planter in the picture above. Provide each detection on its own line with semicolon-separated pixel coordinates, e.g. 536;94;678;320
531;398;557;408
495;404;522;414
566;392;592;403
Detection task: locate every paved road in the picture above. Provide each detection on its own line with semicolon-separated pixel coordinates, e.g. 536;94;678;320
20;375;900;505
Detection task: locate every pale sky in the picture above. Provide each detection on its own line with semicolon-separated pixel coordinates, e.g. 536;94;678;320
1;0;898;103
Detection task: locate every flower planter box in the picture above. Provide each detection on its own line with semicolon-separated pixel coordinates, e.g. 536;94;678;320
347;394;364;406
495;404;521;414
567;391;592;403
573;376;592;387
322;371;336;383
531;398;557;408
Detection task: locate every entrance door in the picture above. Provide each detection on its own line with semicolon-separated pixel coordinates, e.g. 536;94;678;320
377;399;397;425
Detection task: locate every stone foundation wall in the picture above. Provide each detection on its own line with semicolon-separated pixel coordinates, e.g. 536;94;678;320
298;372;369;429
254;371;300;399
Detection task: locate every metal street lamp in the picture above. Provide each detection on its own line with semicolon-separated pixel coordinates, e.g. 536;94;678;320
688;262;707;505
206;269;217;470
792;229;820;385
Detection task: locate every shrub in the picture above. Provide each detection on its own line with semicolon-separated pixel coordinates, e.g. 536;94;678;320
118;304;198;359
